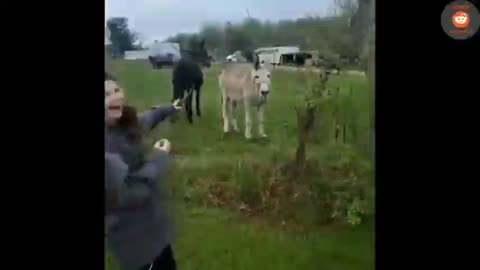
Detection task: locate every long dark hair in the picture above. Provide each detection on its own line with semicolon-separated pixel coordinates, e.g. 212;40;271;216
117;105;142;144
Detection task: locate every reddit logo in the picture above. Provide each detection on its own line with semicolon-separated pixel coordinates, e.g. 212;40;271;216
442;1;480;40
452;11;470;28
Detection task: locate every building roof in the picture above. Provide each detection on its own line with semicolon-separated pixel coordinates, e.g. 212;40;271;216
254;46;300;53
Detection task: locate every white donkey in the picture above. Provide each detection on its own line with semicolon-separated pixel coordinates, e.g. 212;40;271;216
219;57;272;139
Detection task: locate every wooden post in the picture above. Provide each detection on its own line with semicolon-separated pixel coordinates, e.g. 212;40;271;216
293;105;316;179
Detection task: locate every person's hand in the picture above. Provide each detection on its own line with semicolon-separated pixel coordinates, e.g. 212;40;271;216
173;99;183;111
154;139;171;153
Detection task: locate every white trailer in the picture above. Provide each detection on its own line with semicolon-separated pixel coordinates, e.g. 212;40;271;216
124;50;150;60
254;46;300;65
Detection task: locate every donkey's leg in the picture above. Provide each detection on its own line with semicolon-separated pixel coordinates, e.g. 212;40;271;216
170;83;181;123
231;100;239;132
244;99;252;139
185;89;193;123
195;88;201;117
222;96;231;133
257;105;267;138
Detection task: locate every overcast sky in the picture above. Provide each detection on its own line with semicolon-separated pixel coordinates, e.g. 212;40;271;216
106;0;334;44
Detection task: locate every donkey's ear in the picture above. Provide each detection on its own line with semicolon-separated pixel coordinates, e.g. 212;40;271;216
254;54;260;70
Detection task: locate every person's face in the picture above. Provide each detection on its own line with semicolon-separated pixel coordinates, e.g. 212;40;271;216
105;79;125;123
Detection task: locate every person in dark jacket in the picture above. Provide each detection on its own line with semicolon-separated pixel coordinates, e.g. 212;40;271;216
105;72;181;270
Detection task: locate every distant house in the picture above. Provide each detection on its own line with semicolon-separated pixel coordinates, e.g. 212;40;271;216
280;50;321;66
124;50;150;60
254;46;300;65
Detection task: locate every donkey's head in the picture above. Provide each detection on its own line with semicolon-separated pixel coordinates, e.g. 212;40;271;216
252;54;272;99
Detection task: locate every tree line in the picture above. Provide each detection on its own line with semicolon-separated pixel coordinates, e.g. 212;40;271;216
106;0;371;64
166;1;361;60
106;17;144;58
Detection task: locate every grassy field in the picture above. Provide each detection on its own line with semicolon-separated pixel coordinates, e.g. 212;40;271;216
106;60;374;270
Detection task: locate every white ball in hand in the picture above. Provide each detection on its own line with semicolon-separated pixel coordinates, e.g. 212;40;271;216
154;139;171;153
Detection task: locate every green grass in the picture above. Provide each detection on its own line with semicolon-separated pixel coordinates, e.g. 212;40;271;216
109;61;371;157
106;60;374;270
174;208;374;270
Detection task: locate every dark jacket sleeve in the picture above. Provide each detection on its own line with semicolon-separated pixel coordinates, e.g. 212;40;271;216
139;105;176;131
105;150;170;213
130;149;170;186
105;153;152;213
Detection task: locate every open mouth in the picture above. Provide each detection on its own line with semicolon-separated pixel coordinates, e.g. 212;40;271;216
108;105;121;110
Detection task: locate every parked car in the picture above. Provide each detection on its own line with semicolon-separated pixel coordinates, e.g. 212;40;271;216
148;42;181;69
